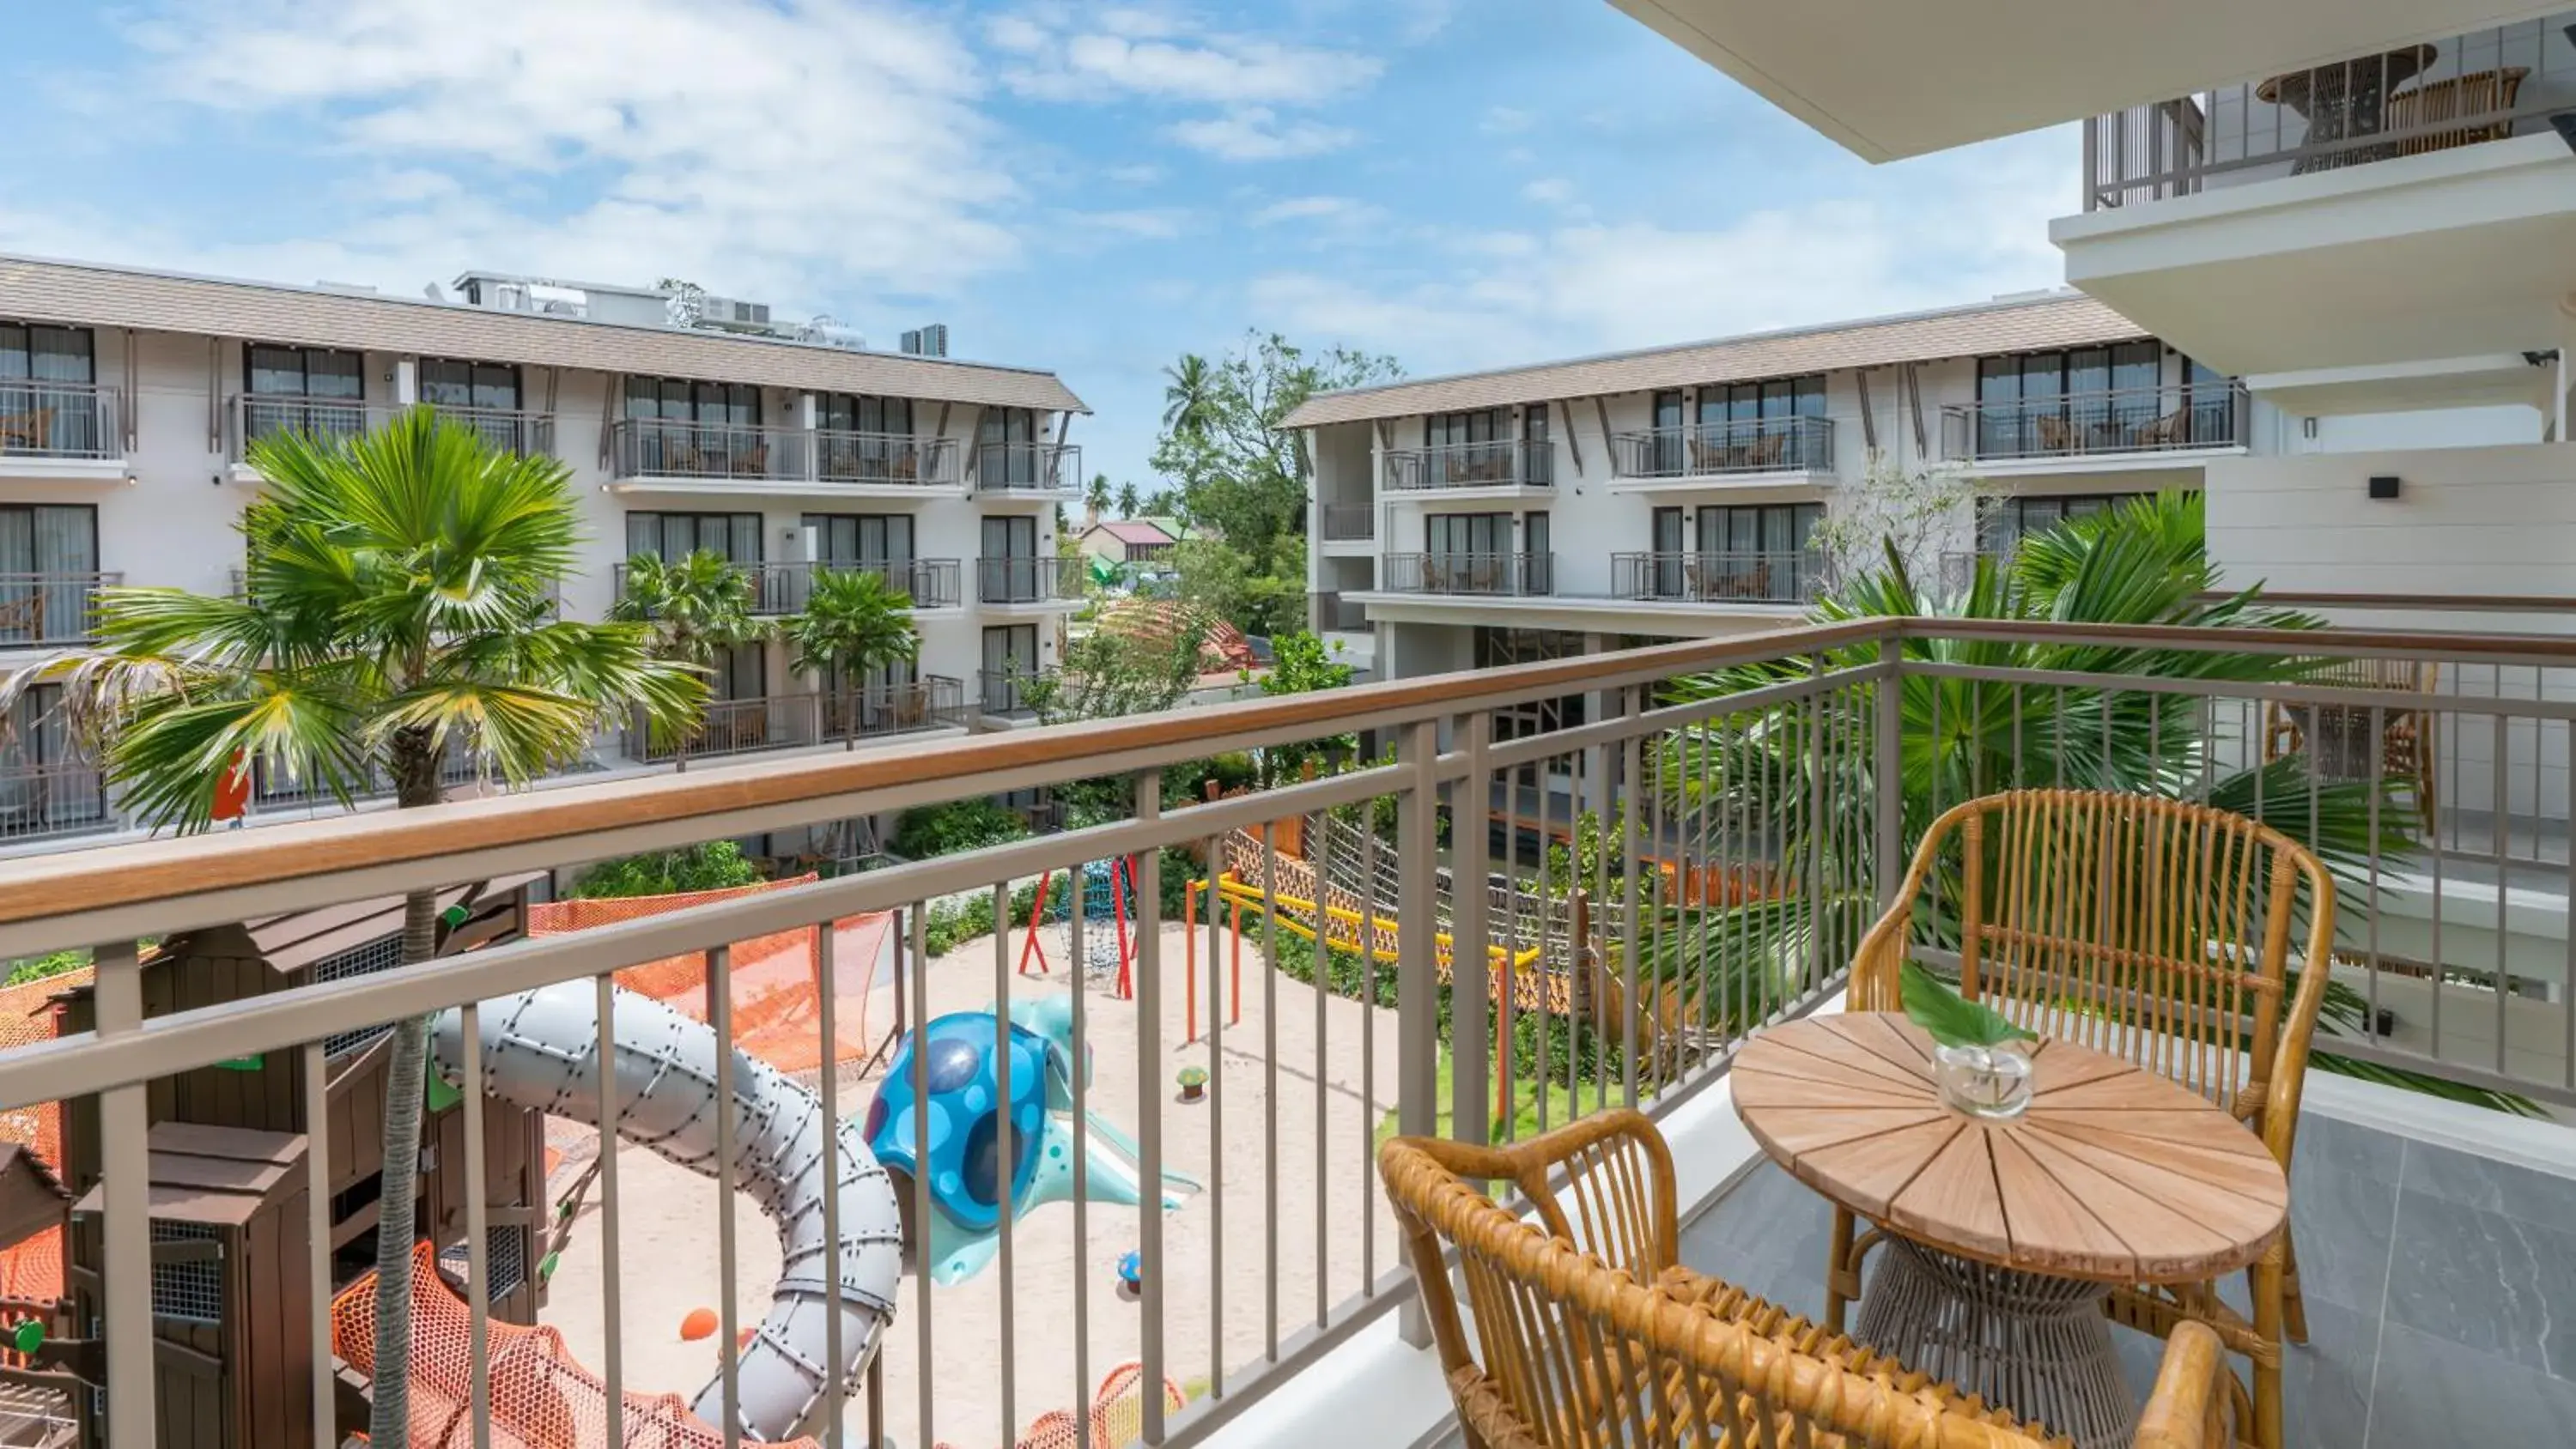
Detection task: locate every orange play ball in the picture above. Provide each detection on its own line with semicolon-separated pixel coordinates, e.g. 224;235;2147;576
679;1307;720;1342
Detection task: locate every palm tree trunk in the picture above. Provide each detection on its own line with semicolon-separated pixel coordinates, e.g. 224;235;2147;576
368;729;446;1449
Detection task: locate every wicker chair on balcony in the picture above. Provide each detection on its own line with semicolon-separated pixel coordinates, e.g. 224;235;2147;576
1839;789;2335;1449
2033;415;2075;455
2389;67;2528;156
2261;658;2439;831
1383;1109;2234;1449
1742;431;1788;470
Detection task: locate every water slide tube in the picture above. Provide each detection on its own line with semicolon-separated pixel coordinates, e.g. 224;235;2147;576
430;982;902;1445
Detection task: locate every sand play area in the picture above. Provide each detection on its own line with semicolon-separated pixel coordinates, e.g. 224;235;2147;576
542;917;1403;1449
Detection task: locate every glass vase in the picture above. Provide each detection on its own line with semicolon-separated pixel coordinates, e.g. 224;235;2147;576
1934;1041;2033;1119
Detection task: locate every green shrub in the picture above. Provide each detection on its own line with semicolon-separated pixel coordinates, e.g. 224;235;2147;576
5;949;93;987
892;798;1030;860
569;840;765;899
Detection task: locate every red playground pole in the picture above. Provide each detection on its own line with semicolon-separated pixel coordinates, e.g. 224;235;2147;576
1017;870;1055;976
1113;856;1137;999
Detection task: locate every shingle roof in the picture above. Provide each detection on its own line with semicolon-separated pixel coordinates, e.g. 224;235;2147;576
1279;291;2145;427
0;252;1088;414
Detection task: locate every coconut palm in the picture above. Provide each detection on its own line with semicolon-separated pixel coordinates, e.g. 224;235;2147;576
1116;481;1142;518
2;407;707;1446
1085;472;1114;518
1626;491;2521;1110
1161;352;1218;440
781;568;921;745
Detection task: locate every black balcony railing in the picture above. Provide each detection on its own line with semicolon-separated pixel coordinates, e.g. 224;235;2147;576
231;397;556;460
1310;591;1368;631
1382;440;1552;491
1320;505;1376;542
1379;552;1554;597
0;381;122;462
624;679;965;763
1611;550;1826;605
817;432;960;488
752;559;963;613
0;760;111;843
611;419;807;482
2084;17;2573;209
0;573;118;646
1611;415;1835;479
1939;383;2247;463
977;555;1083;604
976;667;1057;717
974;442;1080;493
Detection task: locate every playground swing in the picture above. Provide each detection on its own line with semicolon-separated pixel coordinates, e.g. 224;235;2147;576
1014;857;1141;991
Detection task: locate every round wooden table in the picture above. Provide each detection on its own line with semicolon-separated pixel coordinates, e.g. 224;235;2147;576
1732;1012;2287;1449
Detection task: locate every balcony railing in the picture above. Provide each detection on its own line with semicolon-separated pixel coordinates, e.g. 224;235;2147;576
1320;504;1376;542
231;397;556;460
0;381;122;462
1610;415;1836;479
610;419;807;482
973;441;1080;494
1379;551;1554;597
975;666;1056;717
1382;439;1552;492
0;573;118;646
816;432;959;488
1311;590;1368;631
614;559;965;615
623;680;966;762
976;555;1083;604
2084;16;2574;209
1611;550;1826;604
0;759;110;843
1939;382;2247;463
3;612;2576;1447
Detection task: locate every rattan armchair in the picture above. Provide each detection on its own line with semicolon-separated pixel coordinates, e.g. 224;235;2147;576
2261;658;2437;830
1843;790;2335;1449
1384;1110;2233;1449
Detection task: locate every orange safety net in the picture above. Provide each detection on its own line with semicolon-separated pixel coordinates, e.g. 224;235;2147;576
333;1242;820;1449
937;1361;1188;1449
0;965;87;1305
532;882;892;1078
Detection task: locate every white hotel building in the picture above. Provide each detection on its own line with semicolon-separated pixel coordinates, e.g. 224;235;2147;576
0;255;1090;853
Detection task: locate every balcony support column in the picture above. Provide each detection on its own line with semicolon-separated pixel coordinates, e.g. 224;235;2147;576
800;391;820;482
394;356;417;407
1394;718;1441;1349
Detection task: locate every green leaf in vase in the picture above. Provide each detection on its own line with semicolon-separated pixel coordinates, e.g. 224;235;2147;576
1900;962;2037;1049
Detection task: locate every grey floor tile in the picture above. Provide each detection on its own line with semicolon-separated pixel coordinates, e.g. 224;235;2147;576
2400;1138;2576;1234
2284;1161;2402;1316
2366;1322;2576;1449
2292;1113;2404;1185
2383;1186;2576;1383
2113;1299;2376;1449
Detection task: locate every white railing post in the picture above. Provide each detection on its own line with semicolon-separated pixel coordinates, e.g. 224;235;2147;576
1877;634;1905;909
95;937;156;1449
1449;711;1492;1149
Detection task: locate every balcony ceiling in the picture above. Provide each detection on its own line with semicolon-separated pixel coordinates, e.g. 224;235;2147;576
1605;1;2568;161
2054;135;2576;377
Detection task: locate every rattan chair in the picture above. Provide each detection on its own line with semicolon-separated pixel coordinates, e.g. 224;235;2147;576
1384;1109;2233;1449
1839;790;2334;1449
2261;658;2438;830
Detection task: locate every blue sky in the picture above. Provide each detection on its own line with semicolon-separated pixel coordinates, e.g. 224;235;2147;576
0;0;2074;491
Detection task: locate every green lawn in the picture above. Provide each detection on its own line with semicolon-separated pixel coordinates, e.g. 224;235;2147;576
1375;1046;1586;1148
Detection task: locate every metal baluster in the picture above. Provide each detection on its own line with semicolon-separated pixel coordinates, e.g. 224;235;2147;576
596;972;625;1449
95;937;155;1449
993;885;1018;1440
711;946;742;1449
461;998;494;1449
303;1040;332;1449
1134;776;1169;1445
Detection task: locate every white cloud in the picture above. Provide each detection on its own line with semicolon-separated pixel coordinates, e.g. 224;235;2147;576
1521;178;1577;207
1066;208;1189;240
1249;195;1378;227
1102;162;1167;186
1248;130;2075;371
1169;108;1358;161
1482;106;1535;135
984;14;1050;54
95;0;1022;312
998;14;1378;106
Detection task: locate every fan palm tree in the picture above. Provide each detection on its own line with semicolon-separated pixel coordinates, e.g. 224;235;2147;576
781;568;921;746
609;550;769;757
1161;352;1217;440
1625;492;2522;1111
1;407;707;1446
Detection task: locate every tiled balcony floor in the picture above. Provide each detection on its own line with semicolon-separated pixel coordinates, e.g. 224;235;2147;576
1680;1111;2576;1448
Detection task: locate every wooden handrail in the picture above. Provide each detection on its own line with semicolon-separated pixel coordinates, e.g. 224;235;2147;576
0;617;1894;927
